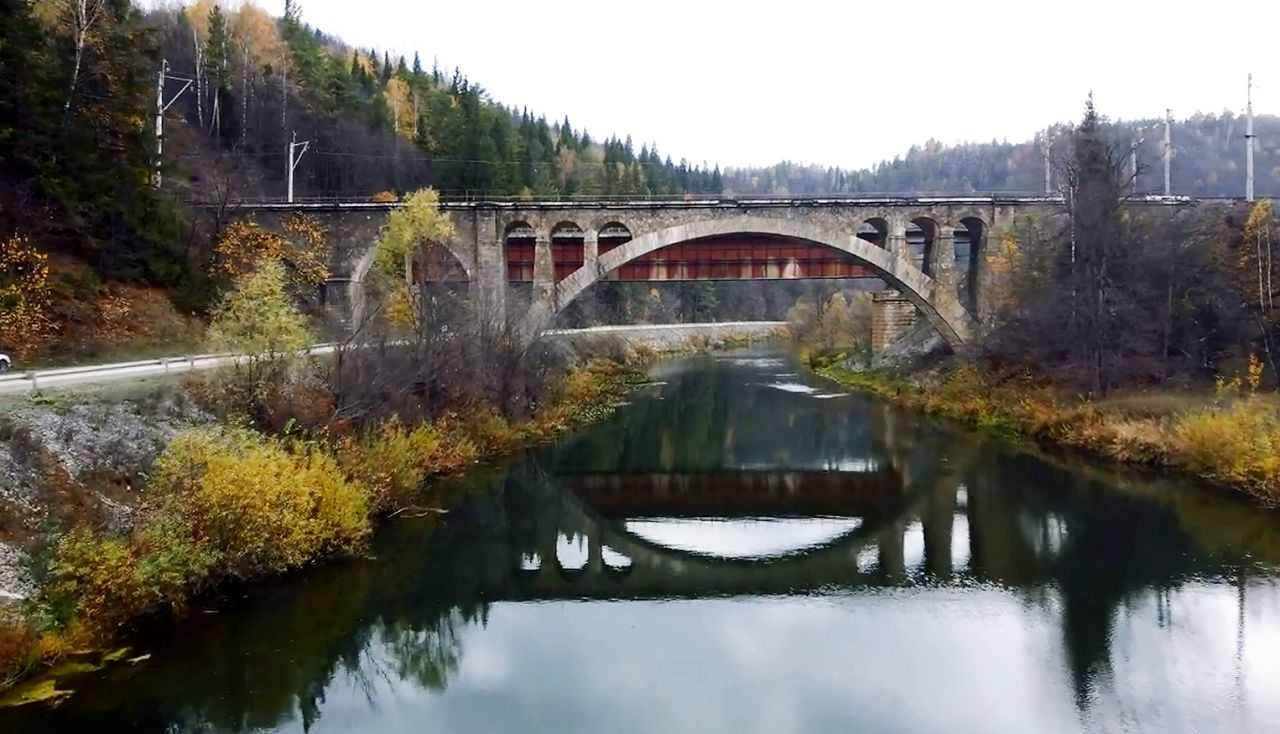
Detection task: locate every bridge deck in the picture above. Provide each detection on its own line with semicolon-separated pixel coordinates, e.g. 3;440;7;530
206;193;1234;213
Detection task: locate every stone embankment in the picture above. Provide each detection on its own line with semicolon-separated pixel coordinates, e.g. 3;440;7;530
543;321;788;353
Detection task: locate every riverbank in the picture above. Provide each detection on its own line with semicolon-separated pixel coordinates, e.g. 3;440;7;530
815;356;1280;505
0;326;786;706
0;358;644;704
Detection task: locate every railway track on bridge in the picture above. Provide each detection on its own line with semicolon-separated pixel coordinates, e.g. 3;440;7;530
188;192;1252;212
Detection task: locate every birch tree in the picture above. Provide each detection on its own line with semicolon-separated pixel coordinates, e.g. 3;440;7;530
1241;199;1279;375
60;0;106;119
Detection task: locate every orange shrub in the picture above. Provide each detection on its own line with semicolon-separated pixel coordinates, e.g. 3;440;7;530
0;234;56;358
0;614;39;690
454;404;525;455
337;418;441;513
214;217;329;294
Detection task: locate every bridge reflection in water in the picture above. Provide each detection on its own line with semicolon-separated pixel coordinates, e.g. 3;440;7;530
476;412;974;601
473;360;983;599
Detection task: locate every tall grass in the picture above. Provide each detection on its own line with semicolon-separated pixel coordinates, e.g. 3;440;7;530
1172;361;1280;500
821;355;1280;504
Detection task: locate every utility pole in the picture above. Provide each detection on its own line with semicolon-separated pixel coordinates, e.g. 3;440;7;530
155;62;164;185
1040;137;1052;195
1246;73;1255;203
154;59;192;188
287;131;311;203
1131;132;1143;196
1163;109;1172;196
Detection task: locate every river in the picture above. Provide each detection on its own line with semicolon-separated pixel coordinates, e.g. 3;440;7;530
6;348;1280;733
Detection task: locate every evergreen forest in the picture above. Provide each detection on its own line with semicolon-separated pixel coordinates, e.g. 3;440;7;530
2;0;1278;354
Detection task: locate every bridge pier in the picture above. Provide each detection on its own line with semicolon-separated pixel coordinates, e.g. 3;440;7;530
886;218;910;260
870;292;919;352
930;226;956;284
584;229;599;273
586;528;604;573
524;230;557;341
930;225;964;324
877;520;906;578
474;209;507;329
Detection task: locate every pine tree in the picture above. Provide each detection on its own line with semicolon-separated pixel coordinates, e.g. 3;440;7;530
205;3;232;143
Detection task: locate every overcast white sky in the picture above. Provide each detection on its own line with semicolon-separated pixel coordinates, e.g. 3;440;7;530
244;0;1277;170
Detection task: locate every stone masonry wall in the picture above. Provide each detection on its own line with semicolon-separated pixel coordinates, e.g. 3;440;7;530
870;292;919;352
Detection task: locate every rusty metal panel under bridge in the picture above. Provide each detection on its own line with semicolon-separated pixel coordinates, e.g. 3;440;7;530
502;237;876;283
564;469;905;518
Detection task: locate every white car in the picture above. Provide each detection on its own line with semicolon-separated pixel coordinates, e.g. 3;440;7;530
0;354;10;373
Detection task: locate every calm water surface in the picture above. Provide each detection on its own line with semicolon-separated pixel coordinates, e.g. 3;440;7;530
8;348;1280;733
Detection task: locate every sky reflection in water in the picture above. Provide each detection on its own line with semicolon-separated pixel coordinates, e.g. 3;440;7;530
285;583;1280;734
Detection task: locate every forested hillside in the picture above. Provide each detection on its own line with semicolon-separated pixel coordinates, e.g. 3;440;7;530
724;113;1280;197
0;0;721;267
153;0;724;202
3;0;1278;361
0;0;727;359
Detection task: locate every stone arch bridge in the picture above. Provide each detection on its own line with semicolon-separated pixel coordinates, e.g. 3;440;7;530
227;195;1222;348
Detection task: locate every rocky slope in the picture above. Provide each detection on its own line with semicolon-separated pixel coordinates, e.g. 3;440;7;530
0;388;214;604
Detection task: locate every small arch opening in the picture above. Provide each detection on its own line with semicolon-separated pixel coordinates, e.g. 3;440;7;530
958;216;986;315
910;217;938;276
505;220;536;281
408;243;469;327
552;221;586;281
858;217;889;248
599;222;633;256
411;242;468;283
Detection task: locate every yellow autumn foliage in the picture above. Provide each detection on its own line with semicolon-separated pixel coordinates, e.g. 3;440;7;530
207;260;313;376
384;77;416;140
1173;355;1280;498
374;188;455;279
43;424;368;637
372;188;455;330
47;518;216;630
148;426;370;577
383;286;419;329
821;352;1280;503
0;234;56;358
1239;199;1277;309
214;215;329;291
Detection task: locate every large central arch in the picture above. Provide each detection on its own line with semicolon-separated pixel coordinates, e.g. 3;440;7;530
549;215;975;346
